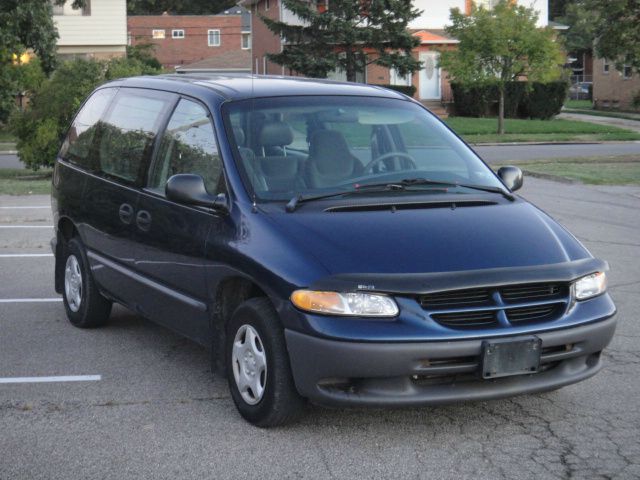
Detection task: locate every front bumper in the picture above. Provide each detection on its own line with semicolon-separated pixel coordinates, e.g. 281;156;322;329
285;315;616;407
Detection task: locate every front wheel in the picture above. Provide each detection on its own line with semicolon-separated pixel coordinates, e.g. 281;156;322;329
225;297;305;427
62;238;112;328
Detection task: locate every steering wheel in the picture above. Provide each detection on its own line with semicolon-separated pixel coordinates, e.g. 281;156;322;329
363;151;417;174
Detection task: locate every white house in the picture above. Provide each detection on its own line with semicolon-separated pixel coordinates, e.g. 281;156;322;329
53;0;127;59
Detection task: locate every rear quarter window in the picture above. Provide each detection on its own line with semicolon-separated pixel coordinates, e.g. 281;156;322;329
60;88;117;169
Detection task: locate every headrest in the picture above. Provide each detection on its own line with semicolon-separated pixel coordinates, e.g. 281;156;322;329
259;121;294;147
309;130;356;175
233;127;245;146
310;130;351;158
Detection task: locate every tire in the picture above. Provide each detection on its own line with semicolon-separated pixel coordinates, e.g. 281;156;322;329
225;297;305;427
62;238;112;328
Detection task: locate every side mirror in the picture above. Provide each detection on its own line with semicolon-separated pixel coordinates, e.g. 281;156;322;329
165;174;229;213
497;166;524;192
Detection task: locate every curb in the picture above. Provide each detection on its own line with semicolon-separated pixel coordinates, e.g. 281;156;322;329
520;169;580;184
0;150;17;155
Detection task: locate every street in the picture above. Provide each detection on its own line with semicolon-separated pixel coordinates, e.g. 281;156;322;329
1;176;639;479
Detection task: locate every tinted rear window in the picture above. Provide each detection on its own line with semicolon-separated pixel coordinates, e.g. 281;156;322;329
60;88;117;169
97;89;174;184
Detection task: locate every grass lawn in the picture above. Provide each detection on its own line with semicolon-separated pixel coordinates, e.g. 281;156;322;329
0;126;16;144
0;169;52;195
564;99;593;110
494;155;640;185
445;117;640;143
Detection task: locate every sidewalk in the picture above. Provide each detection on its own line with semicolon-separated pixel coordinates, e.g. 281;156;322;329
557;112;640;133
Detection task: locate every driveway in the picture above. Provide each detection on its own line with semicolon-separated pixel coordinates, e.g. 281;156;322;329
475;141;640;163
1;177;639;479
558;112;640;133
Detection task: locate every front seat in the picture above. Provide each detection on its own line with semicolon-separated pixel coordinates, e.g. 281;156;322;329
255;121;302;193
305;130;364;188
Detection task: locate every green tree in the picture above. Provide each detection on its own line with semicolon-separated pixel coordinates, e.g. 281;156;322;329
10;57;162;170
557;2;597;54
439;1;563;134
588;0;639;72
127;0;237;15
261;0;422;82
0;0;86;123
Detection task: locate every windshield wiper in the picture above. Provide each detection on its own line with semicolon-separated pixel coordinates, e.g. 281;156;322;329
286;190;363;212
285;177;514;212
356;178;515;201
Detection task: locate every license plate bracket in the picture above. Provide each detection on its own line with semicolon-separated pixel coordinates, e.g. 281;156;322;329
481;336;541;379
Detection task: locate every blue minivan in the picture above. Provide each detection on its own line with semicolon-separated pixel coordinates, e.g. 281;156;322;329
52;75;616;426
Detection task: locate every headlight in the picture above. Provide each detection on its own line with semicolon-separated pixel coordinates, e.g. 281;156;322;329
290;290;399;317
573;272;607;300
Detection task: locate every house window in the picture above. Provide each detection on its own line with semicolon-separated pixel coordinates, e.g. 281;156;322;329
265;0;270;10
391;68;412;87
623;65;632;79
152;29;166;39
172;29;185;39
241;32;251;50
208;30;221;47
603;58;610;74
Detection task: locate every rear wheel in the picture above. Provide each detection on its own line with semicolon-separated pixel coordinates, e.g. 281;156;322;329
62;238;112;328
225;297;305;427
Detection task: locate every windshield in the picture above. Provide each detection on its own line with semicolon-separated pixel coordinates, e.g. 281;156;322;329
223;96;503;202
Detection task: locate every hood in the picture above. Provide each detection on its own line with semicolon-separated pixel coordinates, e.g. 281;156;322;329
267;199;591;276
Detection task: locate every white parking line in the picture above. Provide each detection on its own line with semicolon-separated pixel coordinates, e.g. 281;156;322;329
0;375;101;384
0;206;50;209
0;226;53;229
0;254;53;258
0;298;62;303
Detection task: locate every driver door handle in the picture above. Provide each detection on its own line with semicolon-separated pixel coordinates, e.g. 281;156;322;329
118;203;134;225
136;210;152;232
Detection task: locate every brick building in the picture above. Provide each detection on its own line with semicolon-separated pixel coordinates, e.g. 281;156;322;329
592;58;639;111
128;7;251;70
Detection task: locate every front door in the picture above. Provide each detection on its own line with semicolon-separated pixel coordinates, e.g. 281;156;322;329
132;97;225;344
419;52;441;100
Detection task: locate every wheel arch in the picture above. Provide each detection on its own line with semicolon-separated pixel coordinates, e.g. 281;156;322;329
54;216;80;294
210;275;274;373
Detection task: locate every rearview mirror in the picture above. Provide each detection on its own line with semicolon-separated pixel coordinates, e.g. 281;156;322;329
165;174;229;213
497;166;523;192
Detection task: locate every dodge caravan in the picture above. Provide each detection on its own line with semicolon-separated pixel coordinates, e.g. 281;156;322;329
52;75;616;426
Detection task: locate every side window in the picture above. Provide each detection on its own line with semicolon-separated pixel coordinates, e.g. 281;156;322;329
97;89;173;184
60;88;117;170
148;99;222;194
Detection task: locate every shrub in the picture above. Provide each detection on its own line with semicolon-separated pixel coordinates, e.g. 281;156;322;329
10;55;162;170
378;84;417;98
451;81;568;120
451;82;495;117
522;81;568;119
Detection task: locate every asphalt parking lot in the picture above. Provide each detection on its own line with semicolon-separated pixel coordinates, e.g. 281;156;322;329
1;177;639;480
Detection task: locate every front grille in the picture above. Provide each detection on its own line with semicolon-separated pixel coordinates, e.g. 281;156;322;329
422;282;569;329
420;288;491;309
500;283;566;303
432;310;497;328
506;303;563;324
